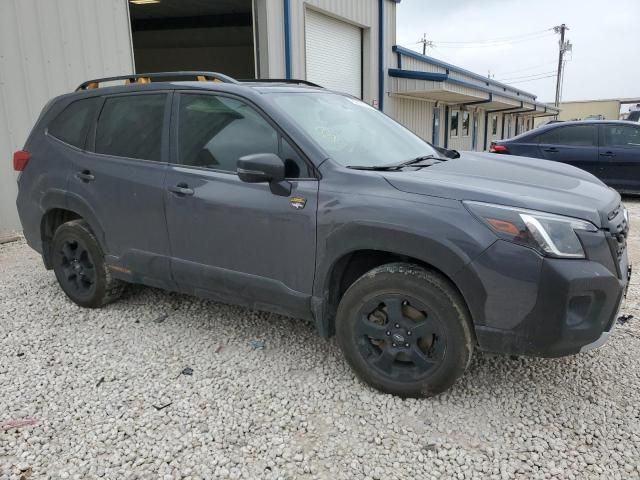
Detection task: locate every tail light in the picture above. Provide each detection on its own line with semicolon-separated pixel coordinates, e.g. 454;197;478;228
489;143;509;154
13;150;31;171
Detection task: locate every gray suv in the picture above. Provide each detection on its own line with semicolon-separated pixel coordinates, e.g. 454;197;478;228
15;72;631;397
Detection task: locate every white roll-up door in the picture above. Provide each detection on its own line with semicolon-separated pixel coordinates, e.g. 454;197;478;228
305;9;362;98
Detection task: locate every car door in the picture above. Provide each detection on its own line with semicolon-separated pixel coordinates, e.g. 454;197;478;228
67;91;174;289
535;124;600;176
164;91;319;319
598;123;640;191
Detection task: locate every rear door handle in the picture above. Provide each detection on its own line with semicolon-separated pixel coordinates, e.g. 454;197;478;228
543;147;559;153
75;170;95;182
168;184;194;197
600;151;616;157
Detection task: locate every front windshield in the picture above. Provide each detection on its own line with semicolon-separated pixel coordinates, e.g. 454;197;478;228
269;92;439;167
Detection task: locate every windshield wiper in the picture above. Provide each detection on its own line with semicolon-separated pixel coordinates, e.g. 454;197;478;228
399;154;445;166
347;154;445;171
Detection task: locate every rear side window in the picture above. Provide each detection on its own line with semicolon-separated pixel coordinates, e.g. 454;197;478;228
536;125;596;146
95;94;166;161
603;125;640;148
48;97;99;148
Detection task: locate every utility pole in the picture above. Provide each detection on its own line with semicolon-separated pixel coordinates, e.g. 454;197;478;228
419;33;433;55
553;24;569;107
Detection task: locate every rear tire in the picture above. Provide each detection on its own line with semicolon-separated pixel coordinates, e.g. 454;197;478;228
336;263;474;397
51;220;125;308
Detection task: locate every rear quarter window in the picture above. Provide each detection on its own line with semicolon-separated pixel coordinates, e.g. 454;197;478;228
47;97;99;148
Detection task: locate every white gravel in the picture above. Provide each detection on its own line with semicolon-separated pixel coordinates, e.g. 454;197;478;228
1;201;640;480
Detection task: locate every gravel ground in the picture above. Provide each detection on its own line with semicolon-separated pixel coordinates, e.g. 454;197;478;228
1;202;640;480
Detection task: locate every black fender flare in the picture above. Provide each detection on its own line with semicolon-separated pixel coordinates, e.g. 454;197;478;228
312;221;490;336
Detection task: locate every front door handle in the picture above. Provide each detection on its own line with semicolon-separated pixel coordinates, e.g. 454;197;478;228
600;151;616;158
543;147;559;153
75;170;95;182
168;184;194;197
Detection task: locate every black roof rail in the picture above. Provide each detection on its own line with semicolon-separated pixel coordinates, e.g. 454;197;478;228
240;78;325;88
75;71;239;91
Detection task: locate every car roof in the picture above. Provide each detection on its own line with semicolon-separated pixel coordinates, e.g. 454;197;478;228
58;80;332;105
550;120;635;127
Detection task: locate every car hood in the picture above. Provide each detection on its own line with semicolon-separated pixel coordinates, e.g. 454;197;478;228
383;151;620;227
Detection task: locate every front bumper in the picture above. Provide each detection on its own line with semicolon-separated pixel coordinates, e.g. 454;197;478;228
454;238;629;358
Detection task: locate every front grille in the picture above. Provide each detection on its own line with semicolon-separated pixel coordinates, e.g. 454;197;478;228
605;204;629;278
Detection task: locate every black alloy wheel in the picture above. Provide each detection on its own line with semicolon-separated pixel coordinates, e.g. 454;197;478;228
354;295;446;382
52;220;125;308
337;263;474;397
57;237;97;299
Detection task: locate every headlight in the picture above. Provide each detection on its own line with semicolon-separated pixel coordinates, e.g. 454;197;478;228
465;201;597;259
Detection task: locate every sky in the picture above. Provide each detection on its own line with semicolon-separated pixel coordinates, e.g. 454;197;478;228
395;0;640;108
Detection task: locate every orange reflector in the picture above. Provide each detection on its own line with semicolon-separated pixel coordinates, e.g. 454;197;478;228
487;218;520;236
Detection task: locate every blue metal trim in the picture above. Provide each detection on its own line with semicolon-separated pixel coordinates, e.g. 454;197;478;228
483;111;489;150
392;45;537;100
378;0;384;111
283;0;292;79
397;51;402;69
388;69;448;82
444;105;450;148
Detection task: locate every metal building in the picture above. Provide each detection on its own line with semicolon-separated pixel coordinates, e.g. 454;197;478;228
0;0;556;236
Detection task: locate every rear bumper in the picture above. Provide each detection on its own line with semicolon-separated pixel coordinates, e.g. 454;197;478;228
455;239;629;358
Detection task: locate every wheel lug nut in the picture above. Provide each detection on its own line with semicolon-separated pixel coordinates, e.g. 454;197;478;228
392;343;397;347
407;331;412;336
405;343;410;348
386;331;390;336
394;323;400;328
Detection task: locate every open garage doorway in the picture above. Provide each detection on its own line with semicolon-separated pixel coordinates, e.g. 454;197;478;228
128;0;256;79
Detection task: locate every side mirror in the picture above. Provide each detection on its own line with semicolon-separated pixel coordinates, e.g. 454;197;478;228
237;153;286;184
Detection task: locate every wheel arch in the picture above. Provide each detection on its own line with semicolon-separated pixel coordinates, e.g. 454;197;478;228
312;226;478;338
40;194;107;269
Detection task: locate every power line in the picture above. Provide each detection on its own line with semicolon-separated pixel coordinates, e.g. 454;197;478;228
434;32;554;49
491;60;560;77
503;74;557;85
497;70;558;82
431;28;553;45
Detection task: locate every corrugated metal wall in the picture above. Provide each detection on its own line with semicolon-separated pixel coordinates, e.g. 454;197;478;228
390;97;433;141
262;0;382;106
0;0;134;235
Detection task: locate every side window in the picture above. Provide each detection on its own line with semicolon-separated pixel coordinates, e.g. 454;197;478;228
462;112;470;136
603;125;640;148
177;94;311;178
95;94;166;161
450;111;459;137
537;125;596;146
280;137;312;178
48;97;99;148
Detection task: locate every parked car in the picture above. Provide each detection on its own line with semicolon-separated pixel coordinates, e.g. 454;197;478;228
490;120;640;194
15;72;630;397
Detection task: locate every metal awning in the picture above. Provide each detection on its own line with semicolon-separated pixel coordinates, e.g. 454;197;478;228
389;70;534;110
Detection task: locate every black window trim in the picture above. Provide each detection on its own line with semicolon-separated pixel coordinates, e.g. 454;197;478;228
87;90;173;165
170;90;320;181
535;124;598;146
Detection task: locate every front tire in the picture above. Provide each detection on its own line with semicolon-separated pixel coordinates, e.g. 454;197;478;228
336;263;474;397
51;220;125;308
